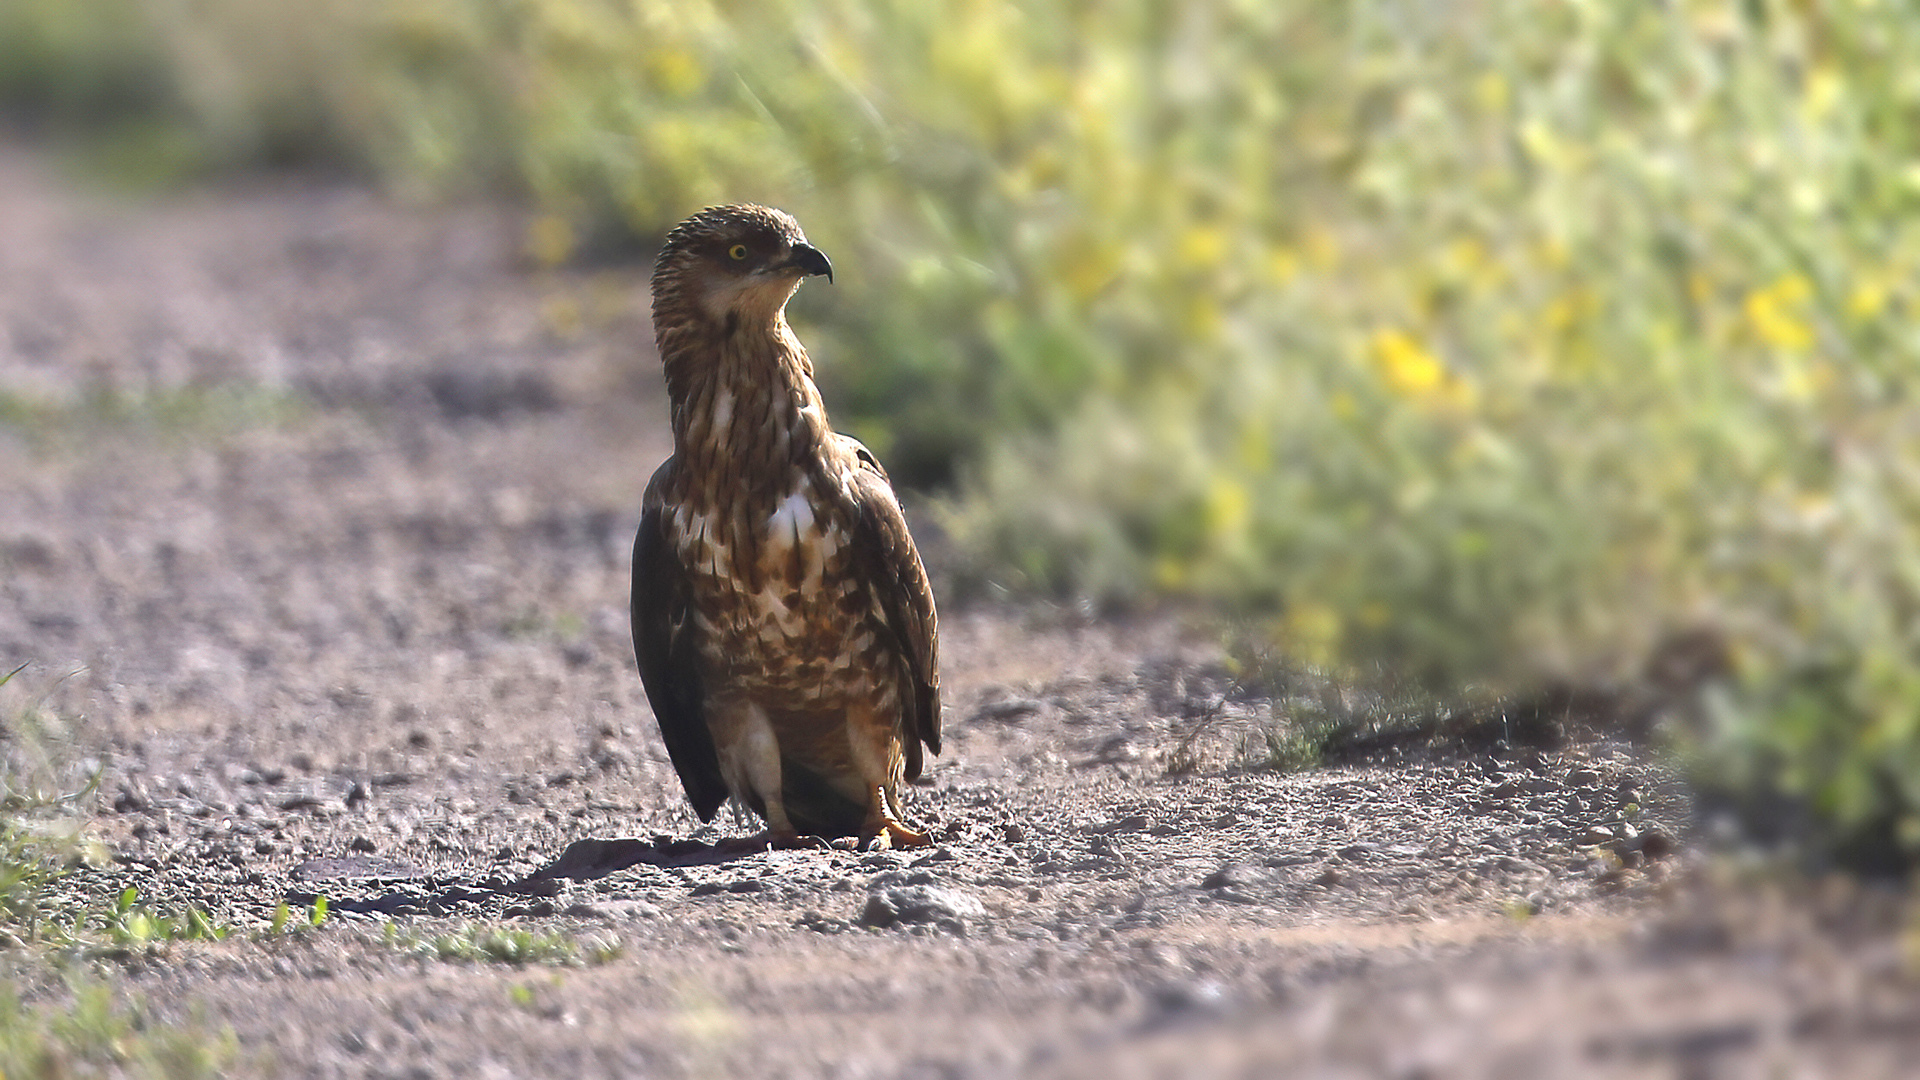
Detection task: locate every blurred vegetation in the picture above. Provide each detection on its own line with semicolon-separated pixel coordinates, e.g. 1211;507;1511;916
1;666;236;1074
0;386;309;455
0;977;235;1080
383;922;624;967
5;0;1920;868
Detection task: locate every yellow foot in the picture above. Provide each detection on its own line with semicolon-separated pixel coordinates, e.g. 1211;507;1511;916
862;821;931;851
862;786;933;850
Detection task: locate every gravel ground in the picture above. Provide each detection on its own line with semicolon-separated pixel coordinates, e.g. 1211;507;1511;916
1;142;1916;1078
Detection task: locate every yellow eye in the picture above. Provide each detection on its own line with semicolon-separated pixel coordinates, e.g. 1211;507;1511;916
728;244;748;261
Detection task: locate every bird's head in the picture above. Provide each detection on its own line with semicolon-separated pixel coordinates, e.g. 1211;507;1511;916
651;204;833;331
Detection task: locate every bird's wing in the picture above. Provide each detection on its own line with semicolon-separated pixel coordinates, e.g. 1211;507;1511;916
838;436;942;777
631;460;728;821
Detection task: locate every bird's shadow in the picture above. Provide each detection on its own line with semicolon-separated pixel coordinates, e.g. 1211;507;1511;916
283;836;759;917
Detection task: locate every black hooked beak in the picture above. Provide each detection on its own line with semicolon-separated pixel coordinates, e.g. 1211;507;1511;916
789;243;833;284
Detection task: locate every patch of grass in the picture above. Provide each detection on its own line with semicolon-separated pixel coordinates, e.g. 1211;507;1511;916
1242;700;1350;775
0;976;236;1080
0;385;310;454
1;663;104;947
268;896;330;935
1;669;238;1074
77;888;229;954
384;923;622;968
3;667;235;956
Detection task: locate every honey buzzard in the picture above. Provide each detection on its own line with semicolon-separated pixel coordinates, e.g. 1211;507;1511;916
631;205;941;849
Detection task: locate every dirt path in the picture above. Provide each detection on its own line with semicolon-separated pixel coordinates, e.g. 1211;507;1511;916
1;144;1914;1078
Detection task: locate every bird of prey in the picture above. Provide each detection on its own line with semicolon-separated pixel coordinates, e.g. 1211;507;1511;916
631;204;941;849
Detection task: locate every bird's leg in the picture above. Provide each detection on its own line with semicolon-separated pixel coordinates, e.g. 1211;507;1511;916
861;784;931;850
715;796;809;853
712;701;832;852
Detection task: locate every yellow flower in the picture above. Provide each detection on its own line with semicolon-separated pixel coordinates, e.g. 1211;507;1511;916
1203;477;1250;540
1175;225;1228;270
1744;274;1816;351
1266;246;1301;284
1474;72;1509;113
646;48;704;97
1542;288;1591;334
1802;65;1844;122
1847;275;1892;322
1372;329;1443;394
1370;329;1477;410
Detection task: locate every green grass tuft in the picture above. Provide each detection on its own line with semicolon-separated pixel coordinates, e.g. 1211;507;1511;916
0;386;310;455
386;923;623;968
0;976;236;1080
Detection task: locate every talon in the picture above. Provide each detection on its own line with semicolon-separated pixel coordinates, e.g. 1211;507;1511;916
876;821;931;848
862;786;932;849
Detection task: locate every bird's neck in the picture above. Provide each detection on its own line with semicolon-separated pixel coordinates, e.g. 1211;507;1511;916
660;310;830;496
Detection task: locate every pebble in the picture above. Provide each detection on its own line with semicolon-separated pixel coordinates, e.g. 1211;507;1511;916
1627;825;1677;861
858;883;985;931
1201;863;1260;890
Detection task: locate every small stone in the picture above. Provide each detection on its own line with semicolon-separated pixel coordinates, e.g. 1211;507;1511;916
600;899;663;920
1146;980;1226;1018
1631;826;1677;861
970;697;1043;723
1201;863;1259;890
1567;767;1601;788
858;884;985;931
